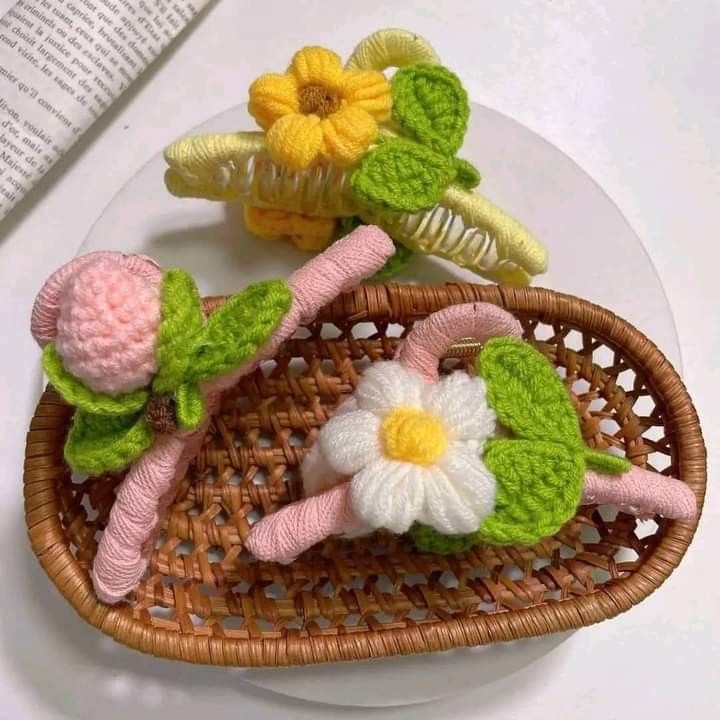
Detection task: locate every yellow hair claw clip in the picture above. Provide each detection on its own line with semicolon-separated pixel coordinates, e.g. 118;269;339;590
163;28;548;285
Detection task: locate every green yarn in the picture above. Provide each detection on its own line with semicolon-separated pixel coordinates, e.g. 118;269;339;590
477;337;581;447
350;137;457;213
42;344;148;416
411;337;631;554
410;523;477;554
47;272;292;476
478;439;585;544
153;269;204;395
187;279;292;382
64;409;153;475
391;64;470;156
584;449;631;474
372;241;414;280
175;382;205;430
453;158;481;189
338;217;415;279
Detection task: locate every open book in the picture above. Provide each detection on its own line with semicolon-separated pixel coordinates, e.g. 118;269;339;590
0;0;209;220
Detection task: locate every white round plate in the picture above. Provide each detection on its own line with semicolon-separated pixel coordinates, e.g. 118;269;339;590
76;103;679;707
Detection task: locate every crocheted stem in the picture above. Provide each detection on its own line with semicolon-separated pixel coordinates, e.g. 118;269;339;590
582;466;697;521
396;302;523;382
91;226;394;604
246;482;362;564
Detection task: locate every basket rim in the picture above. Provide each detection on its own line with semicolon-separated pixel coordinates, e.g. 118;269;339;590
23;283;706;667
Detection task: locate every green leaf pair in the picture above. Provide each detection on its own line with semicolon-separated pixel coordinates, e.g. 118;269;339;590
46;270;293;476
411;338;631;553
351;64;480;214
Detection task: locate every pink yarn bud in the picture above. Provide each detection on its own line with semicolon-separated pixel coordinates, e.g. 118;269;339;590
48;253;162;395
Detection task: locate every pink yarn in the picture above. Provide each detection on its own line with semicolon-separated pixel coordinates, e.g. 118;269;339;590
245;482;361;564
90;225;395;603
582;466;696;521
56;257;162;394
31;252;161;347
396;302;523;382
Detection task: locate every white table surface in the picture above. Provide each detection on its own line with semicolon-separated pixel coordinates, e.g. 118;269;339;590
0;1;718;718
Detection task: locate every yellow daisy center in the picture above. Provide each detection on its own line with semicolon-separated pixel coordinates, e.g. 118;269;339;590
381;407;447;465
298;84;342;117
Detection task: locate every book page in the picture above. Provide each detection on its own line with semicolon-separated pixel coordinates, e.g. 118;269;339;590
0;0;209;220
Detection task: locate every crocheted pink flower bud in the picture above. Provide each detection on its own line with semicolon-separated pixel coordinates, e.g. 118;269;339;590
54;255;162;394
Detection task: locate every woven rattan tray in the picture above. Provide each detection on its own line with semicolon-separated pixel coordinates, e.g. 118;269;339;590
23;283;705;666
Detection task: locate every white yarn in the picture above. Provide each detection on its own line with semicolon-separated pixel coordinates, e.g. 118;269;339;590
302;361;498;535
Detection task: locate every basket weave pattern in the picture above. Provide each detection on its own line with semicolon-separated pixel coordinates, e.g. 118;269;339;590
24;284;705;666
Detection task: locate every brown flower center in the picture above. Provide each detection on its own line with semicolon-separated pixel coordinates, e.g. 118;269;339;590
145;394;178;435
298;84;341;117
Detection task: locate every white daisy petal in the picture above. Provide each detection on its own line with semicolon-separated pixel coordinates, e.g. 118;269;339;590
351;458;424;533
318;409;381;475
354;361;425;416
419;442;497;534
424;372;496;441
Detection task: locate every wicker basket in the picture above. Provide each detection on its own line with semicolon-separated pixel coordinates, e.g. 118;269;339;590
23;283;705;667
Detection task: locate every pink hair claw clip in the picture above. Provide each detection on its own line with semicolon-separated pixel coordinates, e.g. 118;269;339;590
30;225;395;604
246;301;697;564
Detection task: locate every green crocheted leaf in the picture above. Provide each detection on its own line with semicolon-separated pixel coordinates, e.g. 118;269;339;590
187;279;292;382
453;158;481;189
391;64;470;156
478;439;585;545
175;382;205;430
351;137;456;213
153;269;205;394
410;440;585;552
372;241;414;280
42;344;148;416
477;337;581;447
584;449;631;475
409;523;478;554
64;410;153;475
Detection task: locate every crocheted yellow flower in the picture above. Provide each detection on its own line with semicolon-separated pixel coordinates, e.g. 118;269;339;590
248;46;392;171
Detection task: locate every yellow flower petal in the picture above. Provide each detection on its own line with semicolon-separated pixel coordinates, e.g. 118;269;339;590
320;105;378;167
342;70;392;122
266;113;324;170
289;46;344;90
248;73;299;130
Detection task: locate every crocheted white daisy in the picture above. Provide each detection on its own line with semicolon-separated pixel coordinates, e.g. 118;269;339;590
304;361;498;535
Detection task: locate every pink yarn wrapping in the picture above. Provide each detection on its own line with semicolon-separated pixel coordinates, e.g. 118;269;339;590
245;483;361;565
582;465;696;521
91;225;394;603
395;302;523;382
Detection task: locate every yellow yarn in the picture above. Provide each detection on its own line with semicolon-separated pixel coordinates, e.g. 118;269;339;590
346;28;440;71
381;407;447;465
248;46;391;170
265;113;324;171
442;184;549;276
248;74;299;130
243;205;337;252
290;46;344;89
321;105;378;167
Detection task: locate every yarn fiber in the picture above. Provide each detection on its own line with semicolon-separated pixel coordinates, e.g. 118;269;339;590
55;255;162;395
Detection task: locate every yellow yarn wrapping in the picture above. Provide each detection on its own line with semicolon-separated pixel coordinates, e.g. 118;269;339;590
346;28;440;71
243;205;337;252
441;185;549;276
